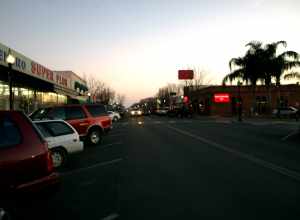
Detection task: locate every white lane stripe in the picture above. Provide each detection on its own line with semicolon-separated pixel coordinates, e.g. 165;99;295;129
61;158;123;177
281;130;299;141
101;213;119;220
167;125;300;182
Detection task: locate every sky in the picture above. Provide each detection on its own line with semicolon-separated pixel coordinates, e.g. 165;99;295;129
1;0;300;106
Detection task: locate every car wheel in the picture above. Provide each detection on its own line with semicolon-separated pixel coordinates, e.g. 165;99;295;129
51;148;67;168
88;128;102;145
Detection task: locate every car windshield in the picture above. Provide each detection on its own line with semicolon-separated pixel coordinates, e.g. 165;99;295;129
30;108;51;120
1;1;300;219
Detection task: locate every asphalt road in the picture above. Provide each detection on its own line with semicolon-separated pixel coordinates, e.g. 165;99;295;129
19;115;300;220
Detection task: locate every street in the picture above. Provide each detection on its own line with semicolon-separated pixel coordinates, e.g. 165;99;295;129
20;116;300;220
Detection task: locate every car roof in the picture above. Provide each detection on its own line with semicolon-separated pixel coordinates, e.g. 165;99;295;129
33;119;67;123
41;104;105;108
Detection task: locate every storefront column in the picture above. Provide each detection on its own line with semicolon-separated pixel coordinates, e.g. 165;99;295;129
33;90;38;110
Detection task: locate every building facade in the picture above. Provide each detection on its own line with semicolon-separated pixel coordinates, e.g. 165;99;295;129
185;84;300;116
0;42;88;113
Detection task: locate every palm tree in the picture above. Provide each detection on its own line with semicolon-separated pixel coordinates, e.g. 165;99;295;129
263;41;300;108
223;41;264;115
284;72;300;81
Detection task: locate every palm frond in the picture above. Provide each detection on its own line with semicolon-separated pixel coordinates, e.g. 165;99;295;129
284;72;300;80
245;41;263;50
222;68;244;85
264;41;287;59
229;57;244;71
274;41;287;48
284;61;300;70
279;51;299;60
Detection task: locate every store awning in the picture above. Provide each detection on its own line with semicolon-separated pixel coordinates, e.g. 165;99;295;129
54;84;77;97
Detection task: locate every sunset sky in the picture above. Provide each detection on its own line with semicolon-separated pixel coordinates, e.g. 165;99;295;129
1;0;300;106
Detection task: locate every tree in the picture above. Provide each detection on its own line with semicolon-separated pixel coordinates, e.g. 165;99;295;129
223;40;300;114
86;75;116;105
184;67;212;90
157;83;182;99
284;72;300;81
223;41;264;115
263;41;300;85
116;94;126;106
263;41;300;107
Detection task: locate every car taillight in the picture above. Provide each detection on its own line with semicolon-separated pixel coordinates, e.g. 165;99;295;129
46;150;54;173
44;142;54;173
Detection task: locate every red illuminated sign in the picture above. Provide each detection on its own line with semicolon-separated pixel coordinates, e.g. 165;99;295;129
178;70;194;80
214;93;230;103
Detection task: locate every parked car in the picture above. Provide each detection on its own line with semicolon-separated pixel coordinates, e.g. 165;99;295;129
30;104;112;145
34;120;84;168
107;111;121;122
0;111;60;218
272;106;299;118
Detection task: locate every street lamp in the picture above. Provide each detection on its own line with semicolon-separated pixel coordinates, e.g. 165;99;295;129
6;49;16;110
237;81;242;122
87;92;91;104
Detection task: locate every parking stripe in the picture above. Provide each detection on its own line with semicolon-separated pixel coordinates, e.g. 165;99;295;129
167;125;300;182
61;158;123;177
101;213;119;220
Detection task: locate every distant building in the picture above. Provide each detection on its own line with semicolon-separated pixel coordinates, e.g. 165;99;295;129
0;42;88;113
185;84;300;116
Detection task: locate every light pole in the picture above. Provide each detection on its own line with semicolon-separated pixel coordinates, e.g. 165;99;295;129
237;81;242;122
87;92;91;104
6;49;16;110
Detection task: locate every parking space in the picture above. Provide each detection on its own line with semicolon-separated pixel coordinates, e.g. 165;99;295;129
12;119;127;220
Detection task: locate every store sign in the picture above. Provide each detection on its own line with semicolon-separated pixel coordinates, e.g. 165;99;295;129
214;93;230;103
178;70;194;80
0;47;27;72
0;42;69;89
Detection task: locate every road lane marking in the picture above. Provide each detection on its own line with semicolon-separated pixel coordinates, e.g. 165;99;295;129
281;130;299;141
61;158;123;177
101;213;119;220
167;125;300;182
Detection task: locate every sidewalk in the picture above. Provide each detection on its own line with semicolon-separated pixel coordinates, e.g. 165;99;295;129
193;115;300;126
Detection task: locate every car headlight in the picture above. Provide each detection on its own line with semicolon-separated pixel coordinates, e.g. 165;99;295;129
137;110;142;115
131;111;135;115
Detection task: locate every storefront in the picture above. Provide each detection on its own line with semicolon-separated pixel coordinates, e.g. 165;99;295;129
0;42;88;113
53;71;88;103
185;84;300;116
